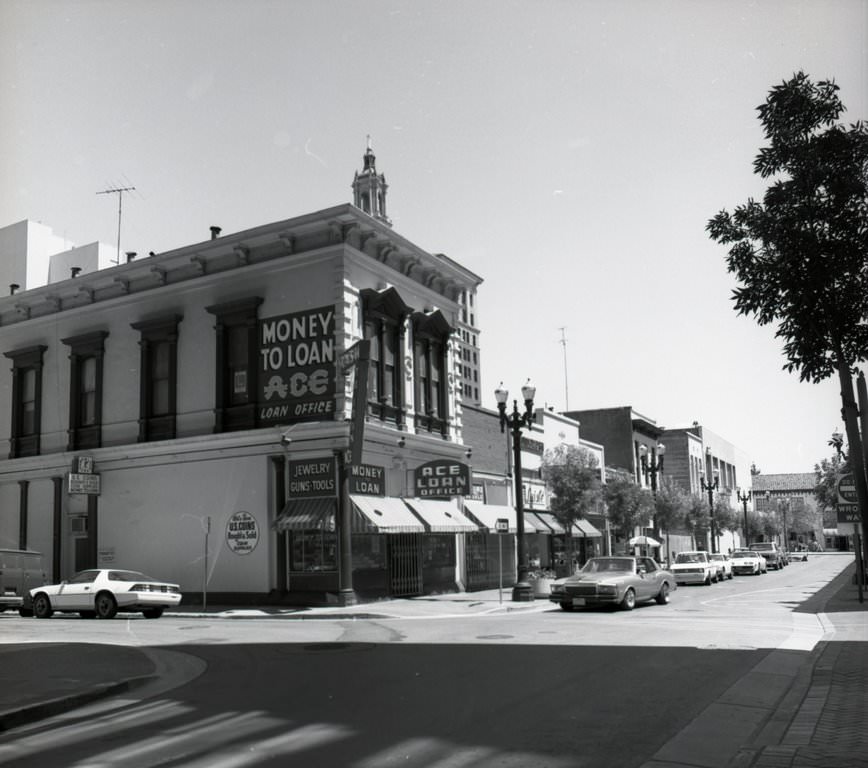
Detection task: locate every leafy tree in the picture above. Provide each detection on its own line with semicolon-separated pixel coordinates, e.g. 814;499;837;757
815;453;848;515
603;472;654;543
684;494;710;549
653;477;689;535
706;72;868;566
541;445;603;531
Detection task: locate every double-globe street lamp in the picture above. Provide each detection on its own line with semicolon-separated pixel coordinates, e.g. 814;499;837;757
736;489;751;546
639;443;666;557
700;472;719;554
495;379;536;602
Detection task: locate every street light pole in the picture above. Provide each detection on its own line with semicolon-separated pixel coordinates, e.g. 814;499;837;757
736;489;751;547
495;379;536;602
639;443;666;558
701;474;719;553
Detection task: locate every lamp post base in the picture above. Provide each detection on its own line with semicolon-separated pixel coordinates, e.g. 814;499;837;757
511;581;535;602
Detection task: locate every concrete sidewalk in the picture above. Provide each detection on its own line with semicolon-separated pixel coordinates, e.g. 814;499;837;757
1;568;865;768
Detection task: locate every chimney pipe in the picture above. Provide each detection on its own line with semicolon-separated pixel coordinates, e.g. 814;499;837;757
210;226;221;240
10;283;19;295
125;251;137;263
70;267;81;278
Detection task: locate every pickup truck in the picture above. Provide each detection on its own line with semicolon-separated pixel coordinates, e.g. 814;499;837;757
748;541;784;570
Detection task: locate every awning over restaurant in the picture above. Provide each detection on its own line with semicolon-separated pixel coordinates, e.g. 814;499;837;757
523;512;550;533
573;518;603;538
531;511;566;534
350;495;426;534
463;500;517;533
403;499;479;533
274;498;336;532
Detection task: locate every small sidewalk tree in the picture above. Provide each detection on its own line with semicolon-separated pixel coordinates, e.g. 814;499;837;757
604;471;654;552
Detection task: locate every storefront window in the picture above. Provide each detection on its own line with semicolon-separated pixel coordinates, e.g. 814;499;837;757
289;530;337;572
351;534;386;570
423;535;455;568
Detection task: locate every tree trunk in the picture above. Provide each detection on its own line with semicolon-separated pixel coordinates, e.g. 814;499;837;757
836;359;868;590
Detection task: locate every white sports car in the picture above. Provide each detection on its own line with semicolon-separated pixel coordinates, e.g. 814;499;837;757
29;568;182;619
731;549;766;576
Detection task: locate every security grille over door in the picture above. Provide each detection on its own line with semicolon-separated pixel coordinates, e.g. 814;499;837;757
388;533;422;596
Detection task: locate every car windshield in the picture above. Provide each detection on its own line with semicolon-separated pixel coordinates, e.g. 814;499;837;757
581;558;633;573
675;553;706;563
107;570;156;582
732;551;753;557
748;544;769;550
709;554;724;561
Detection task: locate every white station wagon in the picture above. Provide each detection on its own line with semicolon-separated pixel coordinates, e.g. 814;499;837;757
670;551;718;585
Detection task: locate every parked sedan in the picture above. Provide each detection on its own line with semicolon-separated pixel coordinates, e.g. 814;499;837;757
708;553;733;580
549;556;673;611
670;551;718;585
30;569;182;619
731;549;765;575
789;546;809;562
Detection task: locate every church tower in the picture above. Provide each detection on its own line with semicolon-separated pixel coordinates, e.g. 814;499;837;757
352;137;392;227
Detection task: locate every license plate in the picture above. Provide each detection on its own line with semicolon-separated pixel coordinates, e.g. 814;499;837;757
572;597;586;607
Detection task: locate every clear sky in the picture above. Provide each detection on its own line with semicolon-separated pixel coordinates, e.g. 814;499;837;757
2;0;866;474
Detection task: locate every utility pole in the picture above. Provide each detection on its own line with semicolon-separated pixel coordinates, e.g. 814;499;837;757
97;185;135;264
559;327;569;411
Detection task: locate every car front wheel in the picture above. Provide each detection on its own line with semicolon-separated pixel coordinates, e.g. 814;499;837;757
620;588;636;610
33;593;53;619
95;592;118;619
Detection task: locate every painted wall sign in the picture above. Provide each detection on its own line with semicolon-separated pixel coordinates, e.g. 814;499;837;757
226;511;259;555
289;457;338;498
68;473;101;495
258;305;336;425
348;463;385;496
414;460;471;498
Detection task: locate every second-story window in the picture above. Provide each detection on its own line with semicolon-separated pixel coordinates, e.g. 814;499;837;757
206;297;262;432
412;309;451;438
131;315;182;442
4;345;47;459
361;287;410;427
61;331;108;450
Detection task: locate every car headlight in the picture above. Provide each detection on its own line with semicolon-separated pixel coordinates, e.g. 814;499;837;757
550;584;564;595
597;585;617;595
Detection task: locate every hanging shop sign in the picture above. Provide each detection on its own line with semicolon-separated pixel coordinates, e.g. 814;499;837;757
340;339;371;466
289;457;338;498
258;305;336;426
226;511;259;555
348;463;385;496
68;455;100;495
414;460;471;498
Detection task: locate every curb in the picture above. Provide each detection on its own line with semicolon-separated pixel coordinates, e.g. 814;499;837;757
0;675;156;734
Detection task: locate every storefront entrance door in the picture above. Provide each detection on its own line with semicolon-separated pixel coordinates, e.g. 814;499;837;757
388;534;422;596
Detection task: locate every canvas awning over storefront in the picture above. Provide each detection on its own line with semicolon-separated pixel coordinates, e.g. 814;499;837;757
350;495;426;533
531;511;567;535
523;512;550;533
573;519;603;538
274;498;336;532
403;499;479;533
463;500;517;533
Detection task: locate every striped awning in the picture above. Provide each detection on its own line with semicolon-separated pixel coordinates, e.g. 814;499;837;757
523;512;550;533
274;498;336;532
463;500;517;533
350;495;425;533
573;518;603;538
532;511;567;534
403;499;479;533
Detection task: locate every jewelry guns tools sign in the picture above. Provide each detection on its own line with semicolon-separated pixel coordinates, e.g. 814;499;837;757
258;306;336;425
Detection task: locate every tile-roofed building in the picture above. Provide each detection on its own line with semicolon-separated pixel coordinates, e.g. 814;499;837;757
751;472;822;548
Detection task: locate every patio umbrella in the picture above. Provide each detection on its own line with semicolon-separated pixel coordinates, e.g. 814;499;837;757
629;535;661;547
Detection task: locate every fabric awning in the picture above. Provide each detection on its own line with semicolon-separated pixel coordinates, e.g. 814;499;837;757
523;512;550;533
531;511;567;534
350;495;425;533
274;498;336;532
463;500;517;533
403;499;479;533
573;518;603;538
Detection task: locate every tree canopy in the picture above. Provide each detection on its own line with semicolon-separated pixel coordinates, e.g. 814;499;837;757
540;444;602;531
706;72;868;383
603;472;653;540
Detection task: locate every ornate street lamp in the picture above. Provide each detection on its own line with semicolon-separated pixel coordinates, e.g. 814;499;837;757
495;379;536;602
736;488;751;546
639;443;666;557
700;469;719;553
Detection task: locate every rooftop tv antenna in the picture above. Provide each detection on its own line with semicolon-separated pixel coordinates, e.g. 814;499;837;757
97;185;135;264
559;326;569;411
